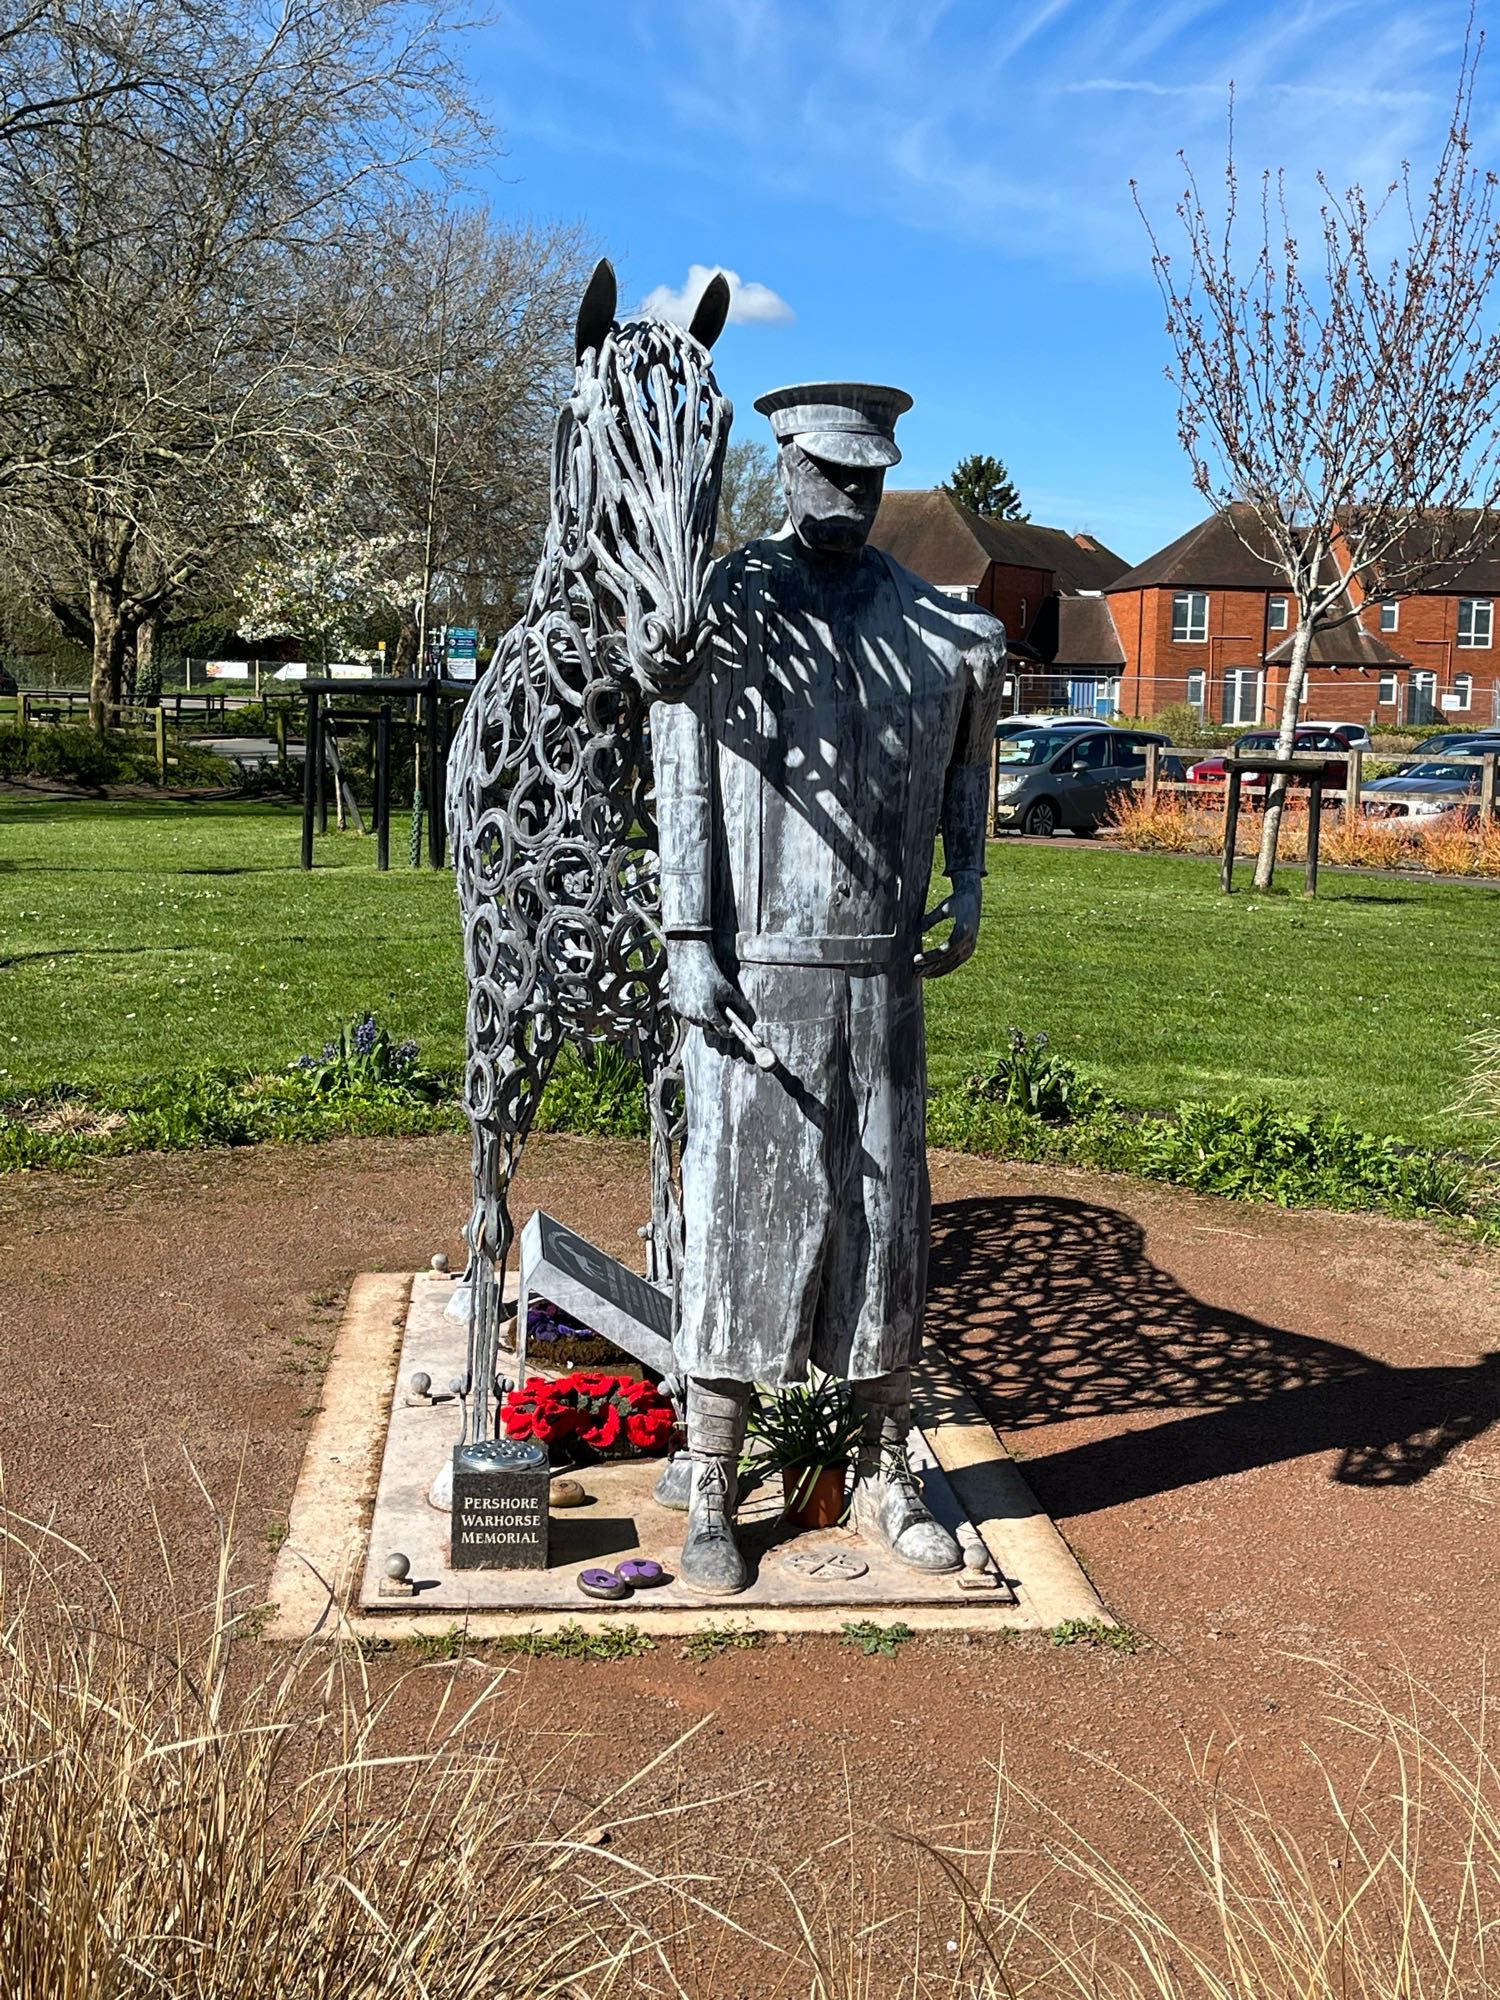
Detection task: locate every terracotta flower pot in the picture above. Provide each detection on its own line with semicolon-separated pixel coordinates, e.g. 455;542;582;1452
783;1463;847;1530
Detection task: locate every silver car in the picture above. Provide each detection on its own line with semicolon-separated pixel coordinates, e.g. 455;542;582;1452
991;726;1170;837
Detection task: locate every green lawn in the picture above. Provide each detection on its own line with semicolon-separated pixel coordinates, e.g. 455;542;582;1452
1;796;1493;1147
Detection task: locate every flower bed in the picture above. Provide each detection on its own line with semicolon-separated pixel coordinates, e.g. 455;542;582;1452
1104;792;1500;877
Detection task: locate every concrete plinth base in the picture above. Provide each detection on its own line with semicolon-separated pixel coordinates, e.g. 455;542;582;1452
265;1271;1112;1642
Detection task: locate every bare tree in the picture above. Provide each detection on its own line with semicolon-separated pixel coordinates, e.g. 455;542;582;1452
305;193;590;669
0;0;483;727
713;439;784;556
1138;31;1500;888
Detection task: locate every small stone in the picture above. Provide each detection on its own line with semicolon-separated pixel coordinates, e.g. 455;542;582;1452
550;1478;587;1509
430;1252;451;1274
385;1552;411;1582
448;1374;467;1399
963;1542;989;1572
409;1370;432;1398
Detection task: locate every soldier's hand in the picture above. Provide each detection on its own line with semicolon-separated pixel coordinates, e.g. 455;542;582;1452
668;938;756;1037
915;875;983;979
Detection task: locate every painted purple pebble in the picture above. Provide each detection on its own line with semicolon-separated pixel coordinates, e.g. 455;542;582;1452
578;1568;629;1601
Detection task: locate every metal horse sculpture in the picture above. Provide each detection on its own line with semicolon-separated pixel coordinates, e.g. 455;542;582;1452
446;259;732;1449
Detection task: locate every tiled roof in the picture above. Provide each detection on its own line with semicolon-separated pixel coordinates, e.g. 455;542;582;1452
870;489;1129;595
1107;504;1294;592
1265;597;1409;668
1367;512;1500;594
1025;594;1126;667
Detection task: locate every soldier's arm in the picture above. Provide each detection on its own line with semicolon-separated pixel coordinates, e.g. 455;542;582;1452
919;618;1007;980
941;619;1008;885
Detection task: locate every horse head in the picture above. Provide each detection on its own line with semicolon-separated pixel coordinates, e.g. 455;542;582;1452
548;258;732;697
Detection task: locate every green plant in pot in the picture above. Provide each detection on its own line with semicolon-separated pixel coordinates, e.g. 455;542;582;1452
744;1373;866;1529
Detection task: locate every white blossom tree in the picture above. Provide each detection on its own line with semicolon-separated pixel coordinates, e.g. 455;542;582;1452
237;458;418;664
0;0;482;727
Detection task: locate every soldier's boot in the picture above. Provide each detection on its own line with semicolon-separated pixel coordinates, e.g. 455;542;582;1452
849;1370;962;1572
679;1377;751;1595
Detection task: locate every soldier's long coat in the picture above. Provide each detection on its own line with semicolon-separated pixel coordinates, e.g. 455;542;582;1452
653;529;1006;1384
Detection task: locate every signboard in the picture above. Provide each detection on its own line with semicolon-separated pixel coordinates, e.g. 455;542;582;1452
205;660;252;680
518;1209;676;1377
1440;693;1464;711
445;625;479;683
270;661;370;681
450;1439;549;1571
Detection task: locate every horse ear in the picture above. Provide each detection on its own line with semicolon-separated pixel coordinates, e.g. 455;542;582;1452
688;271;731;350
575;259;617;362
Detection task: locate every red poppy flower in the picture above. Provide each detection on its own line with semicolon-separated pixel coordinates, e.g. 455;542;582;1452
566;1371;622;1402
577;1403;623;1451
625;1407;673;1452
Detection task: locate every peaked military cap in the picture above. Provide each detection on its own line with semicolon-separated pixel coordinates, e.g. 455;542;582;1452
753;381;913;468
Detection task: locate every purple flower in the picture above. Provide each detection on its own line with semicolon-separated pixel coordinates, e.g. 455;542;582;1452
353;1015;379;1056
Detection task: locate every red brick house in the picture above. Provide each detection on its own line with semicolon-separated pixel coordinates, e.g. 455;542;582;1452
1349;518;1500;725
870;489;1130;711
1107;507;1411;726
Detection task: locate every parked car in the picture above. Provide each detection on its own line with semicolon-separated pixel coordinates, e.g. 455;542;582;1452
1304;719;1372;749
1187;726;1354;793
995;713;1097;741
992;726;1171;837
1406;729;1500;757
1362;738;1497;819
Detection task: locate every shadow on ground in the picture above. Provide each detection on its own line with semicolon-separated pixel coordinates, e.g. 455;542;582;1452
927;1194;1500;1516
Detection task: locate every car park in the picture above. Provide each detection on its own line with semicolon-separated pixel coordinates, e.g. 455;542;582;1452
1361;737;1498;819
1187;726;1354;793
992;725;1171;837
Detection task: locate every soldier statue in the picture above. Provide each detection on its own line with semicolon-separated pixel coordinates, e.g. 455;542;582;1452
652;382;1007;1594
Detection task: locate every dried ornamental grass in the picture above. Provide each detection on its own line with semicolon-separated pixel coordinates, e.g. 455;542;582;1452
0;1498;730;1999
785;1673;1500;2000
1105;793;1500;875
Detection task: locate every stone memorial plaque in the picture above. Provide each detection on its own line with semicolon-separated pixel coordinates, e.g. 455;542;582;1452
784;1549;869;1584
450;1439;549;1571
518;1210;676;1376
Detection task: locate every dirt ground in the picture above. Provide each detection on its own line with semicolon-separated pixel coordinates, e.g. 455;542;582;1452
2;1132;1497;1969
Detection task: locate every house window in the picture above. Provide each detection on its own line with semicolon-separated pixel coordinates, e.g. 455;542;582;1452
1378;671;1397;705
1172;591;1209;642
1186;669;1206;713
1379;599;1399;633
1268;595;1288;631
1221;668;1262;724
1455;673;1473;710
1457;598;1493;648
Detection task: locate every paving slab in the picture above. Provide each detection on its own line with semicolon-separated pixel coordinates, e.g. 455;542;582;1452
267;1269;1110;1641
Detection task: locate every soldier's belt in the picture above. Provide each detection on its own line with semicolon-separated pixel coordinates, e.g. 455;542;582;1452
735;931;904;968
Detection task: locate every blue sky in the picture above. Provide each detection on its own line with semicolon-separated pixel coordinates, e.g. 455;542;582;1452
468;0;1492;563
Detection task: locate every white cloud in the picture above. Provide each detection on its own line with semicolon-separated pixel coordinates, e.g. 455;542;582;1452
640;263;795;328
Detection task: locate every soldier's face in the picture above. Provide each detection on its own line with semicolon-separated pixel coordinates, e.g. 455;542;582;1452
780;444;885;556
